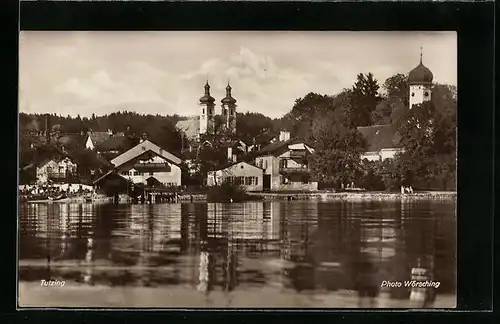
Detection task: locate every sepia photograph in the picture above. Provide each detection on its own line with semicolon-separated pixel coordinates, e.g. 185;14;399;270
18;31;457;308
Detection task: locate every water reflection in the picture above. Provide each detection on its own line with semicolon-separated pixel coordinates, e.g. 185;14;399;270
19;200;456;306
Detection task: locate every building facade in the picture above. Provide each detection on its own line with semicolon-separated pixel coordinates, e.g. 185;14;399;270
109;139;183;187
207;161;263;192
36;157;78;184
254;131;318;191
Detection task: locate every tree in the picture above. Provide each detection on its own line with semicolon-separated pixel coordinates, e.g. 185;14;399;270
349;73;383;127
308;110;366;188
152;121;183;157
383;73;409;104
196;144;227;186
235;112;274;145
393;90;457;190
284;92;335;139
371;96;406;125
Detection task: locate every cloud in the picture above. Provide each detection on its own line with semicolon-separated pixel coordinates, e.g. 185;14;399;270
19;32;456;119
177;47;333;118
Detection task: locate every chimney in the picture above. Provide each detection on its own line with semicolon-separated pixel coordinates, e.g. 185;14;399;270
279;130;290;142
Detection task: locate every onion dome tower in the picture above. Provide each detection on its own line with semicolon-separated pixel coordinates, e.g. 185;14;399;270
221;81;237;134
199;81;216;136
408;47;434;108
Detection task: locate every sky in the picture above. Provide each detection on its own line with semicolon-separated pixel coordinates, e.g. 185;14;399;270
19;31;457;119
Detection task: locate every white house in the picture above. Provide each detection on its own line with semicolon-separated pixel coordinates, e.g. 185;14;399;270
110;139;183;187
36;157;78;184
207;161;263;192
357;125;403;162
254;131;318;191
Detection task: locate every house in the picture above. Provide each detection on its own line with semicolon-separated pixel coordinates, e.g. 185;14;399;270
357;124;403;161
100;139;183;188
85;130;125;151
96;136;130;156
253;130;318;191
220;139;247;163
36;156;78;184
207;161;263;192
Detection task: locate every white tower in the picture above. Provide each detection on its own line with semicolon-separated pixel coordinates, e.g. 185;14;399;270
408;47;434;109
221;81;237;134
199;81;215;136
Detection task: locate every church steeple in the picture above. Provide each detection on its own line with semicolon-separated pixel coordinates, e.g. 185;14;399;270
408;47;434;108
199;80;215;137
221;80;237;134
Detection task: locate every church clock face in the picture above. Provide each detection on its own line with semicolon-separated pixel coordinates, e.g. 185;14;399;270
424;91;429;97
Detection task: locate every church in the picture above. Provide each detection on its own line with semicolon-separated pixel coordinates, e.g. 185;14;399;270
358;51;434;161
176;81;238;141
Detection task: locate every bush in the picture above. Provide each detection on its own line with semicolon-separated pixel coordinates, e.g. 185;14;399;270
206;182;262;203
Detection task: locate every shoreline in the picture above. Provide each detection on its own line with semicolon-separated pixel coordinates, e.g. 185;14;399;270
248;191;457;201
22;191;456;204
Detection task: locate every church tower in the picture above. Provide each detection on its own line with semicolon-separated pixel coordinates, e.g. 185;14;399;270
221;81;237;134
199;81;215;136
408;47;434;109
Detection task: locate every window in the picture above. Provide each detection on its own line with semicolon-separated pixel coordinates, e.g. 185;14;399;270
149;172;154;176
258;159;263;168
411;92;415;97
280;159;288;169
245;176;258;185
202;108;205;114
424;91;429;97
122;171;128;176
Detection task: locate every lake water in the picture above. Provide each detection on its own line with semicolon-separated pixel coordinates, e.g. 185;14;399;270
18;200;456;308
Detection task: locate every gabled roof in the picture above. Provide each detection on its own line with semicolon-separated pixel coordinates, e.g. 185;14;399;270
255;138;313;157
96;136;129;152
176;117;200;140
92;170;127;185
213;160;264;172
87;132;112;146
357;124;401;152
111;140;182;167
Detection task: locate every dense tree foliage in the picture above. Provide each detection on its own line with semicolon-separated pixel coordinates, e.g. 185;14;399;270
392;84;457;189
235;112;274;145
349;73;383;127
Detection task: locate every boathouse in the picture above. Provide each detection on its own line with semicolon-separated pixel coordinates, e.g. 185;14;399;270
93;138;183;191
